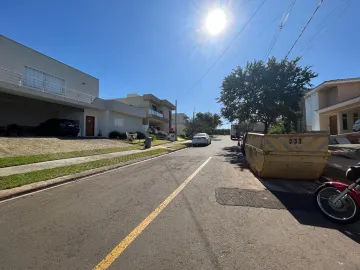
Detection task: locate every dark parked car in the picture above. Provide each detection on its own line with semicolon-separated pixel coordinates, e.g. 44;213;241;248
36;119;80;137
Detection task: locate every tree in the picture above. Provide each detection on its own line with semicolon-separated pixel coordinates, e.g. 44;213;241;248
218;57;317;134
185;112;222;135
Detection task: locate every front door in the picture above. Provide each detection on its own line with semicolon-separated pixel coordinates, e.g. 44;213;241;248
86;116;95;136
329;115;337;135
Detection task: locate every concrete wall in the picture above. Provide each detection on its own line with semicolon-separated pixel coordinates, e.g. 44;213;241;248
171;113;189;135
171;113;188;124
319;114;329;131
104;100;146;118
305;92;320;131
338;82;360;103
116;96;148;108
108;111;144;134
318;87;338;109
177;123;186;135
0;35;99;97
317;82;360;110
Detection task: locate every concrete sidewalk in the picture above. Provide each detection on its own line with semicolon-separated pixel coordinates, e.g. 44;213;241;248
0;141;190;177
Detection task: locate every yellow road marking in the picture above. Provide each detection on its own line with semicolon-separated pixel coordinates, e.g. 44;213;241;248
93;157;212;270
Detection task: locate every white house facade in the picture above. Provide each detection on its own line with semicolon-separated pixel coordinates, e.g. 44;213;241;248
116;94;176;133
0;35;153;137
305;78;360;135
171;113;189;135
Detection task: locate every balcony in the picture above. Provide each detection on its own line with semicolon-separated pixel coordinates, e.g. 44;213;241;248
0;67;96;104
148;108;169;123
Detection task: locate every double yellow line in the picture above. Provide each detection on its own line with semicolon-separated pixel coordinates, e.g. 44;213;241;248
94;157;212;269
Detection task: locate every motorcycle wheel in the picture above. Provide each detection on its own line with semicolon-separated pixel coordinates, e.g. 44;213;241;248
315;185;359;224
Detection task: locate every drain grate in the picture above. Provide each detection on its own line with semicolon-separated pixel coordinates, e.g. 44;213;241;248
215;188;315;210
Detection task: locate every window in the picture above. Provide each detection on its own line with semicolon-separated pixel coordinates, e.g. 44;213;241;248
23;66;65;94
354;113;359;123
114;118;124;127
342;113;348;130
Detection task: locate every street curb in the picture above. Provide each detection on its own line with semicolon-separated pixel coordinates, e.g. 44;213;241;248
0;146;188;202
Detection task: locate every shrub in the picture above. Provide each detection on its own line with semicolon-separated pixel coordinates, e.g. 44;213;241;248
109;131;126;139
151;134;157;141
136;131;146;139
179;134;186;139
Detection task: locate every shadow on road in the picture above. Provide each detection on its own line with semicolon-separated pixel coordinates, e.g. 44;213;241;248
217;147;360;244
216;146;248;171
259;179;360;244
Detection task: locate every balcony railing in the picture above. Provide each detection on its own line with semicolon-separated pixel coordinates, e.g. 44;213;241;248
148;108;164;118
148;108;170;123
0;66;96;103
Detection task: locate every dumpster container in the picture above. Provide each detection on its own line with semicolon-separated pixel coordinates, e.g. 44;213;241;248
145;137;152;149
245;133;329;180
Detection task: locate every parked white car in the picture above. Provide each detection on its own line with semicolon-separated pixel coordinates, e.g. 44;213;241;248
192;133;211;146
353;119;360;132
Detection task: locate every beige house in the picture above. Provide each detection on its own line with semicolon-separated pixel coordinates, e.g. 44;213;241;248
116;94;176;133
0;35;147;137
305;78;360;135
171;113;189;135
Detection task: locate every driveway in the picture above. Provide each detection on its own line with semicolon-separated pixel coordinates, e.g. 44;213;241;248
0;137;359;269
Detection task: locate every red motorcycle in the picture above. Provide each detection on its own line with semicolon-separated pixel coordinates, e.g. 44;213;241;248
315;164;360;224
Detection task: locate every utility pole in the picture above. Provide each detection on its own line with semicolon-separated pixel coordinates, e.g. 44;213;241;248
193;108;195;120
175;100;178;141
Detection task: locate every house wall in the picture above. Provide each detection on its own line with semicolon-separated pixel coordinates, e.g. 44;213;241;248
160;106;170;120
116;96;148;108
319;114;329;131
104;100;146;118
338;106;360;134
177;123;186;135
171;113;189;135
84;108;102;137
317;83;360;110
318;87;338;109
338;82;360;103
108;111;144;134
305;92;320;131
0;35;99;97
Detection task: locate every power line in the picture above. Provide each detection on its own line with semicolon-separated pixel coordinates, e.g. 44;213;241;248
285;0;324;58
263;0;297;61
180;0;268;99
298;0;352;56
233;9;284;60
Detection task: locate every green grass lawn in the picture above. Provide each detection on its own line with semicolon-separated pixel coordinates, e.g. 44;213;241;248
168;144;189;150
0;145;140;168
0;148;170;189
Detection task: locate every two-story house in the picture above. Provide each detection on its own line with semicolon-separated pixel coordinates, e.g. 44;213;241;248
116;94;176;133
0;35;147;137
171;113;189;135
305;78;360;135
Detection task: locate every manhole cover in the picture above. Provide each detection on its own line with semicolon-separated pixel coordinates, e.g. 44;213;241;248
215;188;315;210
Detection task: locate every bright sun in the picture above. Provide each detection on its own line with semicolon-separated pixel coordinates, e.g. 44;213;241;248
206;9;226;35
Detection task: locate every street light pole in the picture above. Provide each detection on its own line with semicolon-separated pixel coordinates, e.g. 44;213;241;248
175;100;178;141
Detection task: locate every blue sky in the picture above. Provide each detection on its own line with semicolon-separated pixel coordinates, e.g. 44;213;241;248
1;0;359;128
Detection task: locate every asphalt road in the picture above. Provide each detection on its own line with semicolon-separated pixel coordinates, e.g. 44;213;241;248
0;136;359;270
